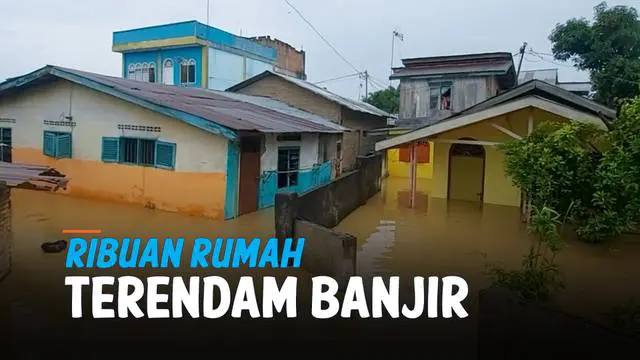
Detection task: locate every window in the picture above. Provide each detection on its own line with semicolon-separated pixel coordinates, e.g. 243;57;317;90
398;143;430;163
318;135;329;163
429;82;453;111
277;133;302;142
128;64;135;80
180;59;196;85
277;147;300;189
0;128;11;163
128;63;156;83
43;131;72;159
149;63;156;83
163;59;174;85
134;64;142;81
101;137;176;170
142;64;149;82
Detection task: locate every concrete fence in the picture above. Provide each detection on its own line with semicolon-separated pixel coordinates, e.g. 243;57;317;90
275;154;382;288
479;286;640;358
0;182;11;282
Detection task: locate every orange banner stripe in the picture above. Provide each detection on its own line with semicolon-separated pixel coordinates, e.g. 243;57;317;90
62;229;103;234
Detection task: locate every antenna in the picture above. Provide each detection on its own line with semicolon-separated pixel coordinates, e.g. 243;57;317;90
206;0;210;26
390;29;404;85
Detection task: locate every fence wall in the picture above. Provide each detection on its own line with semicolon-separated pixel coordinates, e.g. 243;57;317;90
275;154;382;288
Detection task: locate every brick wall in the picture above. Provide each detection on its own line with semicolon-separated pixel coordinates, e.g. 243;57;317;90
251;36;306;79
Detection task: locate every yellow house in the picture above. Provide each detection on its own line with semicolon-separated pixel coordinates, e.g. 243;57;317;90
375;80;616;209
387;132;434;179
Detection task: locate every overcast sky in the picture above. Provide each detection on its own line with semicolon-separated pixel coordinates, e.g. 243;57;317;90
1;0;638;100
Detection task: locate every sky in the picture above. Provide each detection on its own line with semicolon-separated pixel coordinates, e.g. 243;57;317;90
1;0;638;100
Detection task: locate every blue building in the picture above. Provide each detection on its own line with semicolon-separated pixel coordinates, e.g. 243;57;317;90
112;21;305;91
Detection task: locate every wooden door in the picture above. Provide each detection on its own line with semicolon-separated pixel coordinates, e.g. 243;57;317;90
238;137;261;216
448;143;485;203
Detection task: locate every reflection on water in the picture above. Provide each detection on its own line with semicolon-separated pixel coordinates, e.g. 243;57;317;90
336;176;640;323
0;189;318;345
357;220;396;277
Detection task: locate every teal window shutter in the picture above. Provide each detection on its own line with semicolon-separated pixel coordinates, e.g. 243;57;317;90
102;137;120;162
155;141;176;170
55;133;72;159
43;131;56;157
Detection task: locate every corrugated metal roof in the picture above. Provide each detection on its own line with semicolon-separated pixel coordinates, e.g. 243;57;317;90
518;69;558;85
0;162;68;190
227;70;392;118
391;61;513;78
0;66;347;138
219;92;349;132
390;52;515;82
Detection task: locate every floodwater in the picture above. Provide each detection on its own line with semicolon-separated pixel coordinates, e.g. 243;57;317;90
336;176;640;323
1;179;639;354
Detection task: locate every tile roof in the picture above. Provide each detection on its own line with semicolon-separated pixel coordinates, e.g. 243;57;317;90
0;66;348;141
226;70;392;118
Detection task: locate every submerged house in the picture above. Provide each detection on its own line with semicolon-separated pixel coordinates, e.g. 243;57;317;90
385;52;518;180
0;66;346;220
375;79;615;211
227;70;391;176
112;20;306;90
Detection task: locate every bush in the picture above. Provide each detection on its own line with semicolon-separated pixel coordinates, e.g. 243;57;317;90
500;97;640;242
489;206;565;303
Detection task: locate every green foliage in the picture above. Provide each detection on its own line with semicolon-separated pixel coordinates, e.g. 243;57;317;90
500;98;640;242
579;98;640;241
606;299;640;339
489;206;565;302
549;2;640;108
499;121;602;220
363;86;399;114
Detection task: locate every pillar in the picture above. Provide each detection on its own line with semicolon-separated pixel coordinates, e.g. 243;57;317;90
409;142;418;208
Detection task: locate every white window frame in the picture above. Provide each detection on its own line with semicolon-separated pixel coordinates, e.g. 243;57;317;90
127;64;135;80
163;59;174;85
180;59;196;85
134;64;143;81
142;63;149;82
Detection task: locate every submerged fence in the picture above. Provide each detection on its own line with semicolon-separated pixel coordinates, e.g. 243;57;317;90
275;154;383;288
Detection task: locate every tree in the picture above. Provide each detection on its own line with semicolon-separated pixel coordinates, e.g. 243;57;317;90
549;2;640;108
363;86;399;114
500;96;640;242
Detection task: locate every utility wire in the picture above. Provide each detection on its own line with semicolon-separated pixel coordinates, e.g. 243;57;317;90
528;50;640;87
313;72;361;85
283;0;360;73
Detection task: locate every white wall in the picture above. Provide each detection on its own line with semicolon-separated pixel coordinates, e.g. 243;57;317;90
208;47;275;91
0;79;228;173
208;48;245;91
261;133;320;172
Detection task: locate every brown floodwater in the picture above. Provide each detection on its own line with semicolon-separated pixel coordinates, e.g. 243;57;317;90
1;178;639;354
336;176;640;323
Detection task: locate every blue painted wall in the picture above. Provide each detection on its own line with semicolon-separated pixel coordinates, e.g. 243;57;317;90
114;20;276;61
124;46;203;87
258;162;333;209
224;140;240;220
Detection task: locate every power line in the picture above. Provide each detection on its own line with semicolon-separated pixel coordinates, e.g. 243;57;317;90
527;50;640;87
313;72;361;85
283;0;360;73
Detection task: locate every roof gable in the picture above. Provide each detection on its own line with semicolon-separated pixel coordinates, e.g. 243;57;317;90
375;80;616;151
227;70;392;118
